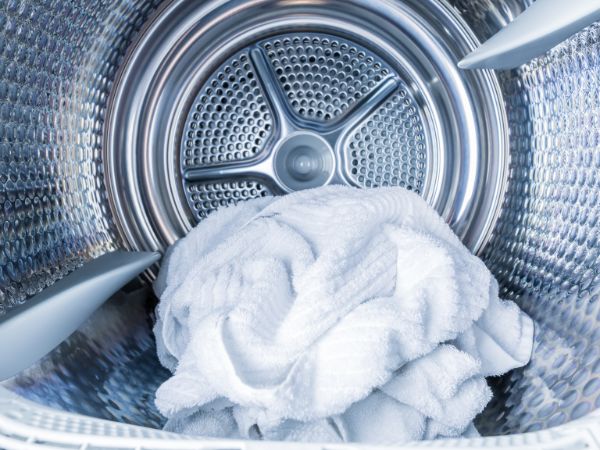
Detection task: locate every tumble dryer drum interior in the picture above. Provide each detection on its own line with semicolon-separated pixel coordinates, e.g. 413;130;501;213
1;0;600;438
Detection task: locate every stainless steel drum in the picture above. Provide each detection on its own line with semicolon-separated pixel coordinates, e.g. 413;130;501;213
105;0;508;255
2;0;600;438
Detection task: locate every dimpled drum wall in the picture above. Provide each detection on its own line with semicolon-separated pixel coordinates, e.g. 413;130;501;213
1;0;600;442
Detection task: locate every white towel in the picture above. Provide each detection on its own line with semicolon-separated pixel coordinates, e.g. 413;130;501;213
153;186;533;444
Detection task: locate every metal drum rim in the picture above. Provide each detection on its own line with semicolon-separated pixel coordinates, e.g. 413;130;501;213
104;0;510;260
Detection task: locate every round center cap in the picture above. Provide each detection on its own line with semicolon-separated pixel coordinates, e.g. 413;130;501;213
274;132;335;191
293;153;314;176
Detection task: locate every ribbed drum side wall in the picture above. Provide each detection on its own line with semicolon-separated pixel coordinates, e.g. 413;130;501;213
0;0;161;316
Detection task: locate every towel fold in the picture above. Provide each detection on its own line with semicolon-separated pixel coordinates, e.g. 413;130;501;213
154;186;533;444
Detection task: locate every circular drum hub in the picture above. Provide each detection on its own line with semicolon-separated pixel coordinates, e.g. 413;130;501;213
274;133;335;191
177;33;429;218
105;0;509;261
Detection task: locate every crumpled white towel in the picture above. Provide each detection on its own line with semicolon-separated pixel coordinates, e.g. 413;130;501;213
153;186;534;444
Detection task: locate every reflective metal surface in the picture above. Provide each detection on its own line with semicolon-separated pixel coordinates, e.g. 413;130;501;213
459;0;600;70
105;0;509;255
180;34;424;206
0;251;159;381
3;288;169;428
476;22;600;435
2;0;600;440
